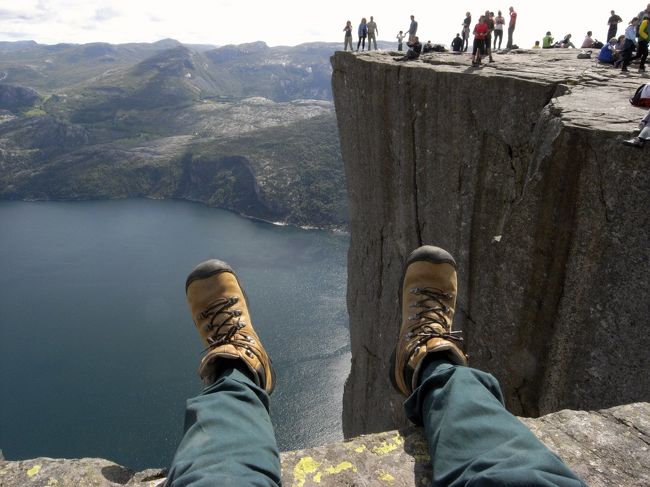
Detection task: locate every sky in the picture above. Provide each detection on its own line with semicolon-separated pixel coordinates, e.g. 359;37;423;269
0;1;645;50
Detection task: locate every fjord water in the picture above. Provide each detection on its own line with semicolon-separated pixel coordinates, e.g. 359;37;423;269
0;200;350;470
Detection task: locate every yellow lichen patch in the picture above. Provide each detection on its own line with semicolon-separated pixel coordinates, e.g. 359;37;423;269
354;444;367;453
26;465;42;477
371;433;405;455
325;461;356;475
293;456;321;487
46;478;59;486
313;471;322;483
377;470;396;483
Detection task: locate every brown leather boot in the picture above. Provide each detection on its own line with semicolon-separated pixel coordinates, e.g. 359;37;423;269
186;259;275;393
391;246;468;396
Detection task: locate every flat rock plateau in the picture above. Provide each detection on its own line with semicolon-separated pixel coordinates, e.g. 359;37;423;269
1;402;648;486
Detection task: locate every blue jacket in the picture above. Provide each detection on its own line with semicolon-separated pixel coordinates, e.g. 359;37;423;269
358;23;367;37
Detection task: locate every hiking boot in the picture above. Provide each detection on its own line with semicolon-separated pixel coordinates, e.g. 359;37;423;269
391;246;468;397
623;137;645;147
186;259;275;393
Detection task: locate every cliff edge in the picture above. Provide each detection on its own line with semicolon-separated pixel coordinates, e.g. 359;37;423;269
331;49;649;436
1;402;648;486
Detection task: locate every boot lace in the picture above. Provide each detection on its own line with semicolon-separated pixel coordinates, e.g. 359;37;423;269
199;297;255;354
408;287;463;346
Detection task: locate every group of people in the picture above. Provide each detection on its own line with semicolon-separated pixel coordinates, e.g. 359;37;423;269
535;6;649;73
341;5;649;74
343;16;380;52
455;7;517;59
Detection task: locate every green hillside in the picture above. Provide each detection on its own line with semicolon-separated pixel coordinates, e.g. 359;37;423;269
0;40;346;228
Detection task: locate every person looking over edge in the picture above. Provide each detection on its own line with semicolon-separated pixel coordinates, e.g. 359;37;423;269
367;16;379;51
451;33;463;52
607;10;623;41
507;6;517;49
343;20;353;51
164;245;588;486
408;15;418;43
462;12;472;51
472;15;489;66
494;10;505;50
543;31;554;48
357;17;368;51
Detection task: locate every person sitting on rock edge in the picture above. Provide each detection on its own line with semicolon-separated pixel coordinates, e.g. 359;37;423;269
543;31;554;48
394;36;422;61
623;109;650;147
581;31;595;48
598;38;618;63
451;33;463;52
164;246;588;486
533;40;541;48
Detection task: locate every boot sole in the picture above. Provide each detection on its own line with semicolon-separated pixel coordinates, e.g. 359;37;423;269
389;246;457;394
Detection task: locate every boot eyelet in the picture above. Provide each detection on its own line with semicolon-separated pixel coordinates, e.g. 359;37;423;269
246;350;254;358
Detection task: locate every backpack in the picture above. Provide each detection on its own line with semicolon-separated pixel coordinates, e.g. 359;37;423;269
577;50;592;59
630;84;650;107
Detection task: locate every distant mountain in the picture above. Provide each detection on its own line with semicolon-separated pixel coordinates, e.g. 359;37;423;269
0;39;346;228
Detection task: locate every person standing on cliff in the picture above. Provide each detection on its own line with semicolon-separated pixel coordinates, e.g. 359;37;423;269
635;14;649;72
607;10;623;41
462;12;472;52
357;18;368;51
472;15;489;66
397;30;406;51
408;15;418;43
485;11;495;62
343;21;354;51
493;10;505;50
367;16;379;51
620;17;639;72
507;6;517;49
163;246;587;486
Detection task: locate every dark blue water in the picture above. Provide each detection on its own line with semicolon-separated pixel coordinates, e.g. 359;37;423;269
0;200;350;470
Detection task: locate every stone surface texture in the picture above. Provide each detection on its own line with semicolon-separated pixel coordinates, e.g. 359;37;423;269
331;49;650;437
1;403;648;486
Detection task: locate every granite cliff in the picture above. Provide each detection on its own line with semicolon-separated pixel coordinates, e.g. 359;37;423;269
331;50;649;436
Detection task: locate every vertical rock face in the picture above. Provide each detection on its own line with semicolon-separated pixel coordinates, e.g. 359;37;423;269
331;50;649;437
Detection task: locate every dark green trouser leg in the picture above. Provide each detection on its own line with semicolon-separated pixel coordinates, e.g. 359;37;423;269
404;360;586;487
166;367;281;487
